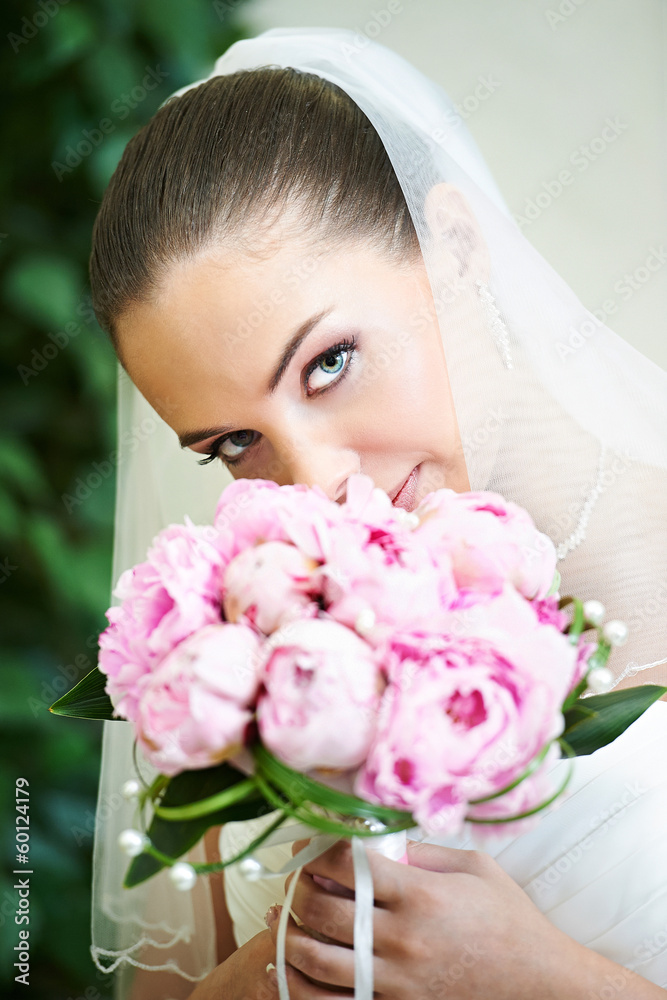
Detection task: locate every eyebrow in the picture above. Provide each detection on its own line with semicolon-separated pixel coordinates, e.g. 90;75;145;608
178;307;333;449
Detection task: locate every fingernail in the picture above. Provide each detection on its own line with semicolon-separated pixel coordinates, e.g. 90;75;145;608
264;904;280;927
267;966;278;986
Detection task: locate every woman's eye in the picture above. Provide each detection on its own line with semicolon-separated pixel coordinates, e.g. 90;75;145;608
305;343;354;393
218;428;257;461
198;338;357;468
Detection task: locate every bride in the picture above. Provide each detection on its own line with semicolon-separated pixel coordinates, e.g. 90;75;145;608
86;27;667;999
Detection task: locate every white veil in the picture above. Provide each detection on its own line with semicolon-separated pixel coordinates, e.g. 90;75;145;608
89;27;667;998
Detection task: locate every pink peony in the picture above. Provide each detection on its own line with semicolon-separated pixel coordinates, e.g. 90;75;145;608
355;588;576;835
135;623;263;776
99;521;226;721
341;472;422;538
222;540;321;634
464;742;566;841
533;595;569;631
413;489;557;602
317;532;455;641
566;638;598;698
214;477;349;564
436;585;579;706
256;618;384;772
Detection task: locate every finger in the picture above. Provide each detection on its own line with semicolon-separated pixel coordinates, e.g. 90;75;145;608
311;873;355;898
406;839;488;874
290;837;407;905
267;907;358;990
285;865;355;901
289;870;358;945
287;866;395;950
271;961;360;999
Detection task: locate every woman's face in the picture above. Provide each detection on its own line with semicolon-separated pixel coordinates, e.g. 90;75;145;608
115;226;471;511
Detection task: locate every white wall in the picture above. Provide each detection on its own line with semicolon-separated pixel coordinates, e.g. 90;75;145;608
242;0;666;369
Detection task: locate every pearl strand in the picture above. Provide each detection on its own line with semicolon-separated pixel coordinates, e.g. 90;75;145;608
555;445;607;561
475;280;513;369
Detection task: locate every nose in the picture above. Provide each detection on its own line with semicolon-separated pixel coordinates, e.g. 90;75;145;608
273;435;359;505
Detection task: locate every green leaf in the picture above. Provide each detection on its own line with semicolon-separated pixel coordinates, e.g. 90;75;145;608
561;703;596;729
26;515;112;617
0;488;21;539
2;254;83;329
124;763;270;887
0;438;48;498
561;675;591;713
254;743;412;825
562;685;667;755
47;6;98;69
49;666;115;720
79;42;149;108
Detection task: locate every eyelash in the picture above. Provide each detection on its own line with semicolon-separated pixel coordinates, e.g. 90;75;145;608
197;336;358;467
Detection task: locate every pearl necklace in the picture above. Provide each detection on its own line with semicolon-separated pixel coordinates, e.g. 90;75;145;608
555;445;607;562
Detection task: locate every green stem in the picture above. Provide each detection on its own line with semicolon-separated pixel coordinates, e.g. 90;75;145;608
153;778;259;820
467;741;552;806
254;771;415;839
192;810;293;874
465;739;576;825
142;843;181;867
144;773;170;803
254;743;413;824
568;598;584;644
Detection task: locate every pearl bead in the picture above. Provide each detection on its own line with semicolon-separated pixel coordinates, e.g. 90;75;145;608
353;815;386;833
556;447;606;561
602;620;629;647
168;862;197;891
355;608;376;635
121;779;142;800
238;857;265;881
587;667;614;694
583;600;605;627
118;829;149;857
394;508;419;530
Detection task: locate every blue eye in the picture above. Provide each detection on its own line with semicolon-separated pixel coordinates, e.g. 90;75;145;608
197;428;258;466
305;339;356;394
197;335;358;468
218;429;257;462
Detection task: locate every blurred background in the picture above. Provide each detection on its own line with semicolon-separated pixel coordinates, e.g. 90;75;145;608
245;0;666;369
1;1;663;997
0;2;250;997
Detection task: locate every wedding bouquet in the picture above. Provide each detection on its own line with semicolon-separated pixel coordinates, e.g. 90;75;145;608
51;474;665;897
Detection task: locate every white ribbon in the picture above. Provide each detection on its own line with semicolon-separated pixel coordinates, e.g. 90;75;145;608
351;836;374;999
237;821;408;999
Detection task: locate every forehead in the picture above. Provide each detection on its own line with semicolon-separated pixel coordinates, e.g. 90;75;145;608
116;240;319;389
114;237;433;433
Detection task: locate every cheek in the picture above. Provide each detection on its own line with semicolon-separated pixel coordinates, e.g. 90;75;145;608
361;332;455;445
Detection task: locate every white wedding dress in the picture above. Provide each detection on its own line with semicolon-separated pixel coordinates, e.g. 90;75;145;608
221;699;667;990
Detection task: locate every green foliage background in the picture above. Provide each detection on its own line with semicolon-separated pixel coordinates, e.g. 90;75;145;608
0;2;249;996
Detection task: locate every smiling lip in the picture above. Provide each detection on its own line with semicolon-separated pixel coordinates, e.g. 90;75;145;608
390;466;419;511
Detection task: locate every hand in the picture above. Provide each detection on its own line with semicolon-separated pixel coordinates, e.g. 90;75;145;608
187;927;279;1000
265;836;583;999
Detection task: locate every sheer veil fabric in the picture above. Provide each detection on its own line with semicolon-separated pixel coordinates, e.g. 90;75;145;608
88;28;667;997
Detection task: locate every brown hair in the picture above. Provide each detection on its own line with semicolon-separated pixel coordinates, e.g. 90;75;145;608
88;67;422;354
